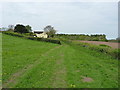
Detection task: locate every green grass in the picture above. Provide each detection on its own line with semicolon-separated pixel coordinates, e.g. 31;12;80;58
2;34;118;88
99;44;111;48
2;34;58;83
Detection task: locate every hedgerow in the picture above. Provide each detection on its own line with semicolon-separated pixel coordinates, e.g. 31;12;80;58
56;34;108;41
2;31;61;45
60;38;119;60
73;41;120;60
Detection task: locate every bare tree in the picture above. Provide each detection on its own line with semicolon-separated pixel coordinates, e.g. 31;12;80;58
8;25;14;29
44;25;56;37
7;25;14;31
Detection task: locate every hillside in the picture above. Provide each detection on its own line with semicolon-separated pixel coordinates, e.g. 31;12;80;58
2;34;118;88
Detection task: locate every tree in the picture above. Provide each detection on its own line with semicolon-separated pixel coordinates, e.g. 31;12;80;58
116;37;120;40
44;25;56;37
25;25;32;32
8;25;14;29
7;25;14;31
14;24;28;34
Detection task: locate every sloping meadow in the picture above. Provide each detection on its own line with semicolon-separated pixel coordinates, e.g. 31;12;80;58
2;34;118;88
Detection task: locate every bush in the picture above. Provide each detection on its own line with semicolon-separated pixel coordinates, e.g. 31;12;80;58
3;31;24;37
99;44;111;48
23;32;36;36
108;49;120;60
101;39;108;42
26;36;61;45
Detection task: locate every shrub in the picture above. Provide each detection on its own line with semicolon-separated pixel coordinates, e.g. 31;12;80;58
23;33;35;36
99;44;111;48
23;33;30;36
3;31;24;37
108;49;120;60
26;36;61;45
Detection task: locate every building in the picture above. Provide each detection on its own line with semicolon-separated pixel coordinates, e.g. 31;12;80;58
33;30;48;38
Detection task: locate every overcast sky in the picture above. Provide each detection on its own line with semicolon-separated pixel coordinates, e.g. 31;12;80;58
1;1;118;39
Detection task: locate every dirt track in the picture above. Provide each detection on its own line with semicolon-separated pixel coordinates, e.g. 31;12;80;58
79;41;120;49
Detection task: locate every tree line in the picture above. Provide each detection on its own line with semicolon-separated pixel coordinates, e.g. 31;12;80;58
1;24;57;38
56;34;107;41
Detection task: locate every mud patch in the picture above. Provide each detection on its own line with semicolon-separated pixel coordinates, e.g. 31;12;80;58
81;76;93;82
76;70;80;72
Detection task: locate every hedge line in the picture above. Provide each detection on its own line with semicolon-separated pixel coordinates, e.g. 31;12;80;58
74;41;120;60
2;31;61;45
60;38;119;60
56;34;107;41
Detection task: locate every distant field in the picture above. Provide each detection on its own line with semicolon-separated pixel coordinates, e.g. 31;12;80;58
2;34;118;88
79;41;119;49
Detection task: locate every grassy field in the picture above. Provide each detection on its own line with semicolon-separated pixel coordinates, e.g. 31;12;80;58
2;34;118;88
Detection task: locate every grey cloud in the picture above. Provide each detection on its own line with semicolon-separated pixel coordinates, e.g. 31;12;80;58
1;2;118;39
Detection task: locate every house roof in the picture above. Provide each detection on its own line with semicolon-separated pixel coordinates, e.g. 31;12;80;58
33;30;44;34
33;30;43;32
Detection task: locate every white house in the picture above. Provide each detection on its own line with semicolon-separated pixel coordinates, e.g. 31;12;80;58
33;30;48;38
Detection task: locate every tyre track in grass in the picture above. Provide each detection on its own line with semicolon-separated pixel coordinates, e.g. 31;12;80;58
3;45;62;88
51;45;67;88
